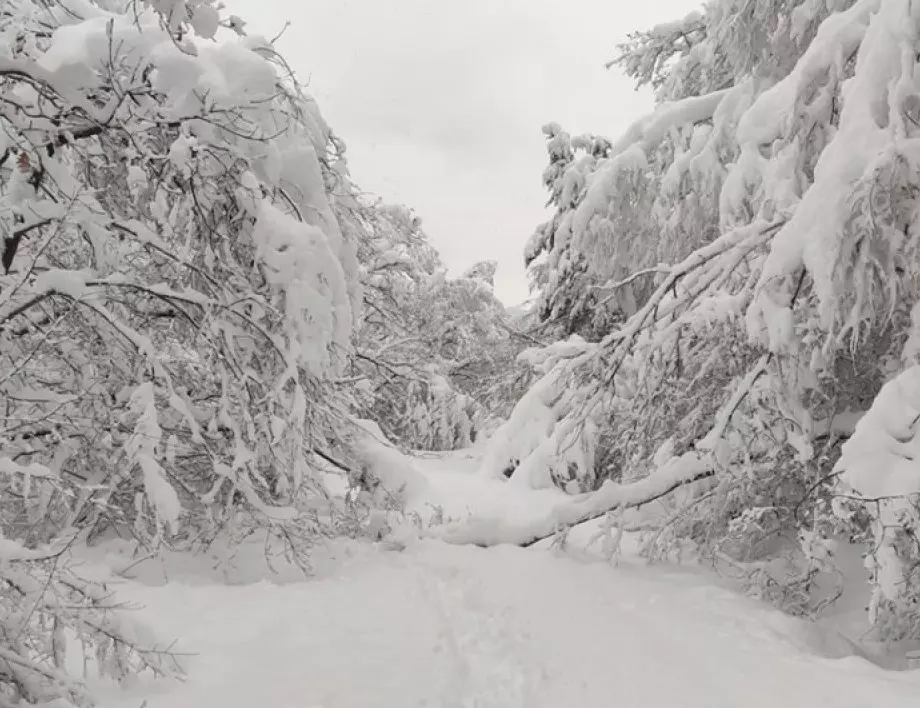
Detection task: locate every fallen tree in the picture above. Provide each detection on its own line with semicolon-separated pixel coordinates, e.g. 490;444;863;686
477;0;920;639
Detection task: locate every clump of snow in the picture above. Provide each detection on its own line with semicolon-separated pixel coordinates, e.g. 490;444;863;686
835;365;920;621
405;447;567;532
747;0;909;341
251;200;352;377
570;87;730;240
516;335;593;372
438;447;715;548
124;383;182;535
0;457;53;479
33;268;89;298
189;3;220;38
350;419;430;505
836;365;920;500
482;337;597;491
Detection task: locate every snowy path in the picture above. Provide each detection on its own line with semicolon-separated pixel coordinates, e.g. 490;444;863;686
100;539;920;708
91;449;920;707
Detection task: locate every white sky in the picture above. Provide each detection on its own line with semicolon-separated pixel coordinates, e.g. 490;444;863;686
228;0;700;305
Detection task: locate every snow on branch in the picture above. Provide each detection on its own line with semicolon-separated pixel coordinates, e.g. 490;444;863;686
748;0;917;348
834;365;920;632
572;88;730;237
611;88;731;157
436;450;714;548
0;57;101;119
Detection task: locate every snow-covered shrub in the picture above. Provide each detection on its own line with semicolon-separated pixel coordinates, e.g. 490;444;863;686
398;373;478;451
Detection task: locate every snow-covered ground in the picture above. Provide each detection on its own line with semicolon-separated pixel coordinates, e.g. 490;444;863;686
90;448;920;708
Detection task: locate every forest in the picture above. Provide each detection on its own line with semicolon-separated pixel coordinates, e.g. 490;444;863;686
3;1;920;706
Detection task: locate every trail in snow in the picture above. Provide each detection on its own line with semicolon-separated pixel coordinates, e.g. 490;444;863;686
98;541;920;708
420;555;545;706
91;449;920;708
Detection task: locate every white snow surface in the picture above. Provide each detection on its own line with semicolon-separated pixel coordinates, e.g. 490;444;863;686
90;448;920;708
836;365;920;498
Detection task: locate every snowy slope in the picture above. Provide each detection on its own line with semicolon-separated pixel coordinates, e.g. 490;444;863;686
87;448;920;708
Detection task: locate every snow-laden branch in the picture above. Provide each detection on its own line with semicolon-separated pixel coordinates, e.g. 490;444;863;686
611;88;731;156
436;451;714;548
597;218;784;381
747;0;911;345
571;87;730;237
0;57;100;119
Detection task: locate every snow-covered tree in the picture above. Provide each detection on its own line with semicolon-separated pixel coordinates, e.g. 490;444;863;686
347;201;525;451
497;0;920;637
525;125;625;339
1;0;366;544
0;0;378;703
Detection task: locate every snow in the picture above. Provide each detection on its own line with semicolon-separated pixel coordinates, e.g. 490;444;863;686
0;457;53;479
72;449;918;708
644;10;703;39
612;88;731;159
93;540;918;706
432;448;714;548
0;57;100;118
480;337;598;491
836;365;920;499
189;4;221;39
33;268;89;298
571;87;729;239
251;199;353;377
748;0;912;339
125;383;182;535
9;0;920;704
351;418;431;506
833;367;920;609
404;447;566;528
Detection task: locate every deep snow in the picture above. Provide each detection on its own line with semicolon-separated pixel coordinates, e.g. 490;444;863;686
88;448;920;708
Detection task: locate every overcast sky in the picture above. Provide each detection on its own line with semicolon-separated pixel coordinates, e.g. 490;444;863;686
228;0;700;305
